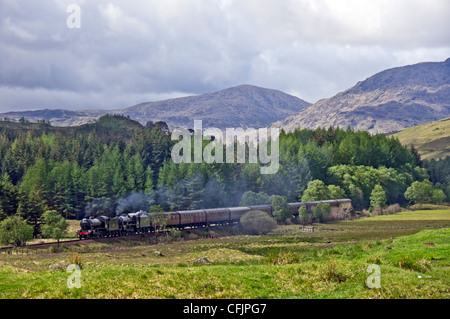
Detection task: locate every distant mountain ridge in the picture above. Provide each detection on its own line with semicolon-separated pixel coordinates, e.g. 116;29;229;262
276;58;450;134
2;59;449;134
0;109;106;127
0;84;311;129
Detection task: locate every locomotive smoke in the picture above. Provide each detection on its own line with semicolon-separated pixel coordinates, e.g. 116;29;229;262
85;172;238;218
84;161;312;218
84;198;113;218
115;191;154;216
84;146;311;218
83;191;156;218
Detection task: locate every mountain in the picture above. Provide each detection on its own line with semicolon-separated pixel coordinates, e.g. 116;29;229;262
121;84;311;129
0;114;145;143
390;117;450;160
0;85;311;130
0;109;106;127
277;58;450;134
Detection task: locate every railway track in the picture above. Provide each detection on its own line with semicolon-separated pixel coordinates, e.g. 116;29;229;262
0;239;79;252
0;232;166;252
0;225;222;252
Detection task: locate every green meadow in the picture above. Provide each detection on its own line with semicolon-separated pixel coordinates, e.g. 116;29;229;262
1;209;449;299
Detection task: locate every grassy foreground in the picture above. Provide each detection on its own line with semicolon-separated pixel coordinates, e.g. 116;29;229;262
0;209;449;299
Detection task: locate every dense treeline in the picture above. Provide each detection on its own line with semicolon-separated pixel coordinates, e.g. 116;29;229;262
426;155;450;202
0;115;448;235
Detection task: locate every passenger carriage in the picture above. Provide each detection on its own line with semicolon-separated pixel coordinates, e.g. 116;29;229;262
177;210;206;228
204;208;230;226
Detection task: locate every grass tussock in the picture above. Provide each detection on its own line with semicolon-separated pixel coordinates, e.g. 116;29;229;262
266;250;301;265
69;252;83;269
320;259;350;284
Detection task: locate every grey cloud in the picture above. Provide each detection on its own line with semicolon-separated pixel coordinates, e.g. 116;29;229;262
0;0;449;112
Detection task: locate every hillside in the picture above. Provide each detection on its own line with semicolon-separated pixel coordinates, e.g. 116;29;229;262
119;84;311;129
0;85;311;130
0;114;145;143
277;58;450;134
0;109;105;127
391;117;450;160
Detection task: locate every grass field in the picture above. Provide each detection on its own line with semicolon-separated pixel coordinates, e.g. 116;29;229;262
391;117;450;160
0;209;449;299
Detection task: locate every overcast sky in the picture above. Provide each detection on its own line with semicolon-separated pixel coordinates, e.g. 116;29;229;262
1;0;449;113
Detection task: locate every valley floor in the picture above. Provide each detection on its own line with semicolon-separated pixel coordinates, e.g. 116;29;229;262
0;209;449;299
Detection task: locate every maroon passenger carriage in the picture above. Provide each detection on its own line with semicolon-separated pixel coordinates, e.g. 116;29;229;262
77;199;352;239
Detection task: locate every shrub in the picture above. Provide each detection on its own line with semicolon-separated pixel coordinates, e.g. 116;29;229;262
383;203;401;215
405;180;446;205
41;210;68;246
0;216;33;247
271;195;291;224
168;228;183;239
298;206;311;225
312;203;331;222
370;184;387;209
240;210;277;235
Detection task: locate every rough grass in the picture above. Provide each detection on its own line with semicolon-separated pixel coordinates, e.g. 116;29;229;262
392;116;450;160
0;209;449;299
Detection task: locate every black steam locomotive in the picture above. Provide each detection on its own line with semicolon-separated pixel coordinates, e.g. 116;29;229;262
77;199;351;239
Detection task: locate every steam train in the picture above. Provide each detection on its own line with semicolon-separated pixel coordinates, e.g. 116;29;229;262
77;199;352;239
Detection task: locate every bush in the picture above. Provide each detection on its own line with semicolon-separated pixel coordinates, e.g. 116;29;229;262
312;203;331;222
298;206;311;225
271;195;291;224
168;228;183;239
383;203;401;215
240;210;277;235
370;184;387;209
41;210;68;245
405;180;446;205
0;216;33;247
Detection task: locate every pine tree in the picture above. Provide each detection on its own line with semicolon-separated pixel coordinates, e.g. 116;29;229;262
17;188;45;237
0;173;19;217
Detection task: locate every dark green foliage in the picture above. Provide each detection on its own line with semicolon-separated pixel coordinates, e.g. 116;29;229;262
271;195;291;223
0;117;446;235
239;191;272;206
370;185;387;209
41;210;68;244
0;215;33;247
0;174;18;218
327;164;423;209
298;205;311;225
312;203;331;222
426;156;450;201
301;179;330;201
404;180;447;205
